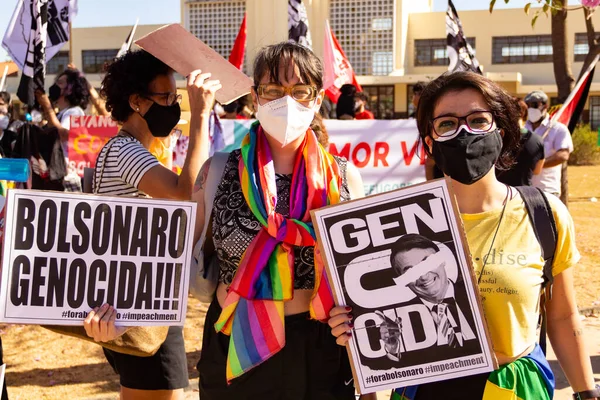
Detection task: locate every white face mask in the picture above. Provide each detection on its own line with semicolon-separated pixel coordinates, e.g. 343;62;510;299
0;115;8;131
527;108;544;123
255;96;317;147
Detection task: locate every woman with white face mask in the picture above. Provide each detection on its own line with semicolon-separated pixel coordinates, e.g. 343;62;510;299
192;42;364;400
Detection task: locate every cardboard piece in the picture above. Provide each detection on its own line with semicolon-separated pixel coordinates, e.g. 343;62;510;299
135;24;253;105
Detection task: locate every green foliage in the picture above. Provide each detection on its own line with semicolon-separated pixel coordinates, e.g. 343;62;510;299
489;0;578;26
569;124;600;165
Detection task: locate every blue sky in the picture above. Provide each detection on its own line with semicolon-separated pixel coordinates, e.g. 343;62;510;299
0;0;530;62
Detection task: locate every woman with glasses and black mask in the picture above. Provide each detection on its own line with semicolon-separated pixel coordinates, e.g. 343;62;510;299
328;72;598;400
192;42;365;400
82;49;221;400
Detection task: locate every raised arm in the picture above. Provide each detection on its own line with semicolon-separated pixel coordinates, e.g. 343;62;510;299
137;71;221;200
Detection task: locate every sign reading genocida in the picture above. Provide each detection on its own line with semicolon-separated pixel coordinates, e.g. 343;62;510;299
0;190;196;326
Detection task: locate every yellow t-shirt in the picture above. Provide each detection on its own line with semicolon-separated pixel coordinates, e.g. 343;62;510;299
461;193;580;360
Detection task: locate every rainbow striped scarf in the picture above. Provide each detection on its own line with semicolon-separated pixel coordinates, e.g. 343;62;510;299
214;122;341;382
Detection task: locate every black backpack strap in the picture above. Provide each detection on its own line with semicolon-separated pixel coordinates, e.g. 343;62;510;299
515;186;558;355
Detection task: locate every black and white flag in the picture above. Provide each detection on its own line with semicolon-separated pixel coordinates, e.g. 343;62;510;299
116;18;139;59
3;0;77;70
16;0;49;107
446;0;482;74
288;0;312;49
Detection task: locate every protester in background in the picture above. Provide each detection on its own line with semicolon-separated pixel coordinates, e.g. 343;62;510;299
83;49;221;400
354;91;374;120
525;90;573;198
0;92;25;159
221;100;248;119
0;92;11;129
193;42;365;400
336;83;357;120
0;91;10;400
0;93;12;157
329;72;597;399
497;98;545;187
409;81;426;119
35;67;90;191
66;63;110;117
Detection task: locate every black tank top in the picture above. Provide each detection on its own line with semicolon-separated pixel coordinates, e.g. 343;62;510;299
211;149;351;290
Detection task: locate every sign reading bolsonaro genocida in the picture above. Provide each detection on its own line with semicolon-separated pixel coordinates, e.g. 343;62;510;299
311;179;496;394
0;190;196;327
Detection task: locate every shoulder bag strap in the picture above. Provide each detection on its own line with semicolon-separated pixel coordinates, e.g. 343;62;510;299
515;186;558;355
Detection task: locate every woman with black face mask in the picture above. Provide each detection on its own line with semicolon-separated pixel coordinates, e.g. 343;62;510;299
328;72;598;400
35;68;90;191
81;50;221;400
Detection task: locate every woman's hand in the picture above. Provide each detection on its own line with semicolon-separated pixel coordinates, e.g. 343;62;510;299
186;70;222;118
34;89;52;110
328;306;353;345
83;303;129;342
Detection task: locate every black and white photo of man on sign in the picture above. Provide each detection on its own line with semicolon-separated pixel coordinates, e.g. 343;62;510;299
379;234;477;362
312;182;495;392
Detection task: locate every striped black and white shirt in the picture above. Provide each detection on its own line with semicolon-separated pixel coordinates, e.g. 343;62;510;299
93;133;159;197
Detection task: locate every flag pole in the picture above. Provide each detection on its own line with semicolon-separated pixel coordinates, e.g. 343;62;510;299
69;21;74;65
0;66;8;92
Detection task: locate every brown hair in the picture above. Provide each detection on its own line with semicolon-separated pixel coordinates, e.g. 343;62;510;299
253;42;326;143
416;72;521;171
311;112;329;147
514;97;528;121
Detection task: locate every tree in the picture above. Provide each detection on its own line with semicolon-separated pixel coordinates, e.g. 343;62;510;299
491;0;599;99
490;0;598;205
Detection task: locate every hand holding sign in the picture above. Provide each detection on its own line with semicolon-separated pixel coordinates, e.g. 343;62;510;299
84;303;129;342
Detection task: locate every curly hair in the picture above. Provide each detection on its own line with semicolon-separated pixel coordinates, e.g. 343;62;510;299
58;68;90;109
416;71;521;171
101;50;173;123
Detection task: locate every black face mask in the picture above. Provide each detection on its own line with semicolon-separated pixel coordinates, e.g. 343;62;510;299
48;84;62;102
432;128;503;185
141;101;181;138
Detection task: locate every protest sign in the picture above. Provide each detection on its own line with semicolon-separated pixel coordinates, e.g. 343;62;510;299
0;190;196;327
325;120;426;195
68;116;119;177
135;24;253;105
217;119;427;194
311;179;496;394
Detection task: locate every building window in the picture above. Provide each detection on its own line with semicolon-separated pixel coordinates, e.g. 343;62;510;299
330;0;395;75
591;96;600;131
82;49;118;74
574;33;600;62
372;18;392;31
47;51;69;75
414;38;476;67
372;52;393;76
186;0;246;72
363;85;394;119
492;35;553;64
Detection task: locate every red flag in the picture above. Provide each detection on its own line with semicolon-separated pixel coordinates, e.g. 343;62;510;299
550;54;598;132
323;20;362;103
228;14;246;70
